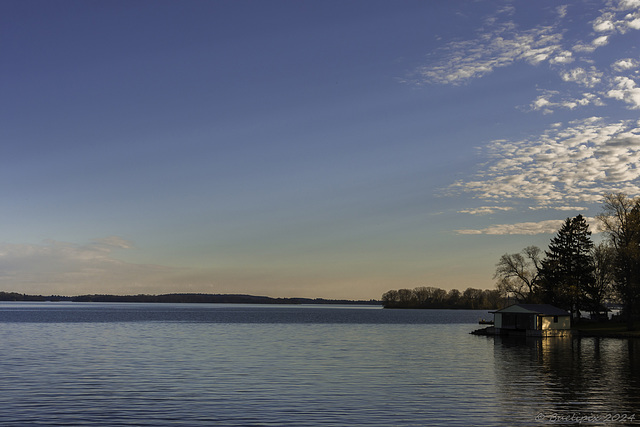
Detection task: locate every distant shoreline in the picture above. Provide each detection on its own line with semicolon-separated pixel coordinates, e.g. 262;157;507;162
0;291;381;306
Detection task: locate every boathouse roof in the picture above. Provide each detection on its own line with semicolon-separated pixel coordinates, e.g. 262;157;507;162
491;304;570;316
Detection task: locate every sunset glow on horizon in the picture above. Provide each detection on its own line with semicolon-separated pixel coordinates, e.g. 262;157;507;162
2;0;640;299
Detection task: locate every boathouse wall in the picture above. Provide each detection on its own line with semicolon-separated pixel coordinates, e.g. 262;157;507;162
541;315;570;330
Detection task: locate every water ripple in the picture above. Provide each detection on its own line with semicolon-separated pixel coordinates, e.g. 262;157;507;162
0;304;638;425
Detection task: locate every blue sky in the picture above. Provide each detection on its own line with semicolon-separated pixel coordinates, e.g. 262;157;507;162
2;0;640;299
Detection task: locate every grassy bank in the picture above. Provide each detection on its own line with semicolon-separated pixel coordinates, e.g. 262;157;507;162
572;320;640;338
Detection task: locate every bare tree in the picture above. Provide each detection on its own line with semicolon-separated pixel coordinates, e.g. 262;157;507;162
446;289;461;306
483;289;504;309
396;289;416;307
462;288;483;309
432;288;448;305
494;246;542;303
597;193;640;327
597;193;640;249
381;290;399;307
412;286;434;306
585;242;615;315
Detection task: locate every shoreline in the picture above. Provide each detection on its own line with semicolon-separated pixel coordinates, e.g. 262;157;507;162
0;291;381;306
471;325;640;339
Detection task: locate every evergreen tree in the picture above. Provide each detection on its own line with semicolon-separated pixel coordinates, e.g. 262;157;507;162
539;215;594;318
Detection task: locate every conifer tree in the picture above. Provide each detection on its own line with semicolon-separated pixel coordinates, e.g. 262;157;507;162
539;215;594;317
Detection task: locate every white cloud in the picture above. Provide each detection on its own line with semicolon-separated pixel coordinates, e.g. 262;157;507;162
592;1;640;33
612;58;640;71
458;206;514;215
529;206;588;211
456;219;566;235
556;5;569;19
452;117;640;207
529;90;604;114
628;16;640;29
561;67;603;87
409;1;640;113
572;42;598;53
619;0;640;10
412;21;563;85
606;76;640;108
549;50;574;65
456;217;601;235
592;34;610;47
593;14;617;32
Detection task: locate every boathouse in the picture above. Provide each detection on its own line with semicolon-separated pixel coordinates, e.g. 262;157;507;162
492;304;571;337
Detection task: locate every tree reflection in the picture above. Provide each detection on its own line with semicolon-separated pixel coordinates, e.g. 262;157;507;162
492;336;640;424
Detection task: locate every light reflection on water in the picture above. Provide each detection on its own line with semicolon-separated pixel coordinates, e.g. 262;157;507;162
493;335;640;425
0;303;638;426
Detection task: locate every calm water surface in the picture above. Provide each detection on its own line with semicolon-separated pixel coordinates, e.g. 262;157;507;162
0;302;638;426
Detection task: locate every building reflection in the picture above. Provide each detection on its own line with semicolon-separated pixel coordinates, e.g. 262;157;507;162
492;335;640;424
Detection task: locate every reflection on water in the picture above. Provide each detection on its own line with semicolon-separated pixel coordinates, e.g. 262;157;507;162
0;303;638;426
494;335;640;425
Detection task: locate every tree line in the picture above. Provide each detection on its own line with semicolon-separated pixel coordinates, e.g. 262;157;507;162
381;286;502;309
494;193;640;329
0;292;380;305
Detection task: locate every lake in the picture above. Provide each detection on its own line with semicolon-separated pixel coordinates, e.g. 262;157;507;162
0;302;638;426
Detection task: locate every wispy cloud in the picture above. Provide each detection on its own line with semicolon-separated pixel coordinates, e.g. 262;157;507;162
451;117;640;206
0;237;185;295
458;206;514;215
91;236;134;250
456;219;566;235
529;206;588;211
456;217;601;235
437;1;640;218
410;0;640;112
560;67;603;87
412;22;564;85
529;90;605;114
408;4;566;85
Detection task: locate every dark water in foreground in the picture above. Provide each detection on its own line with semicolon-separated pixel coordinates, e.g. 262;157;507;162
0;302;638;426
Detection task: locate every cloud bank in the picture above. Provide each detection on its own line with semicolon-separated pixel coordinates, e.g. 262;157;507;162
456;219;567;235
453;117;640;206
456;217;602;235
414;1;640;235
